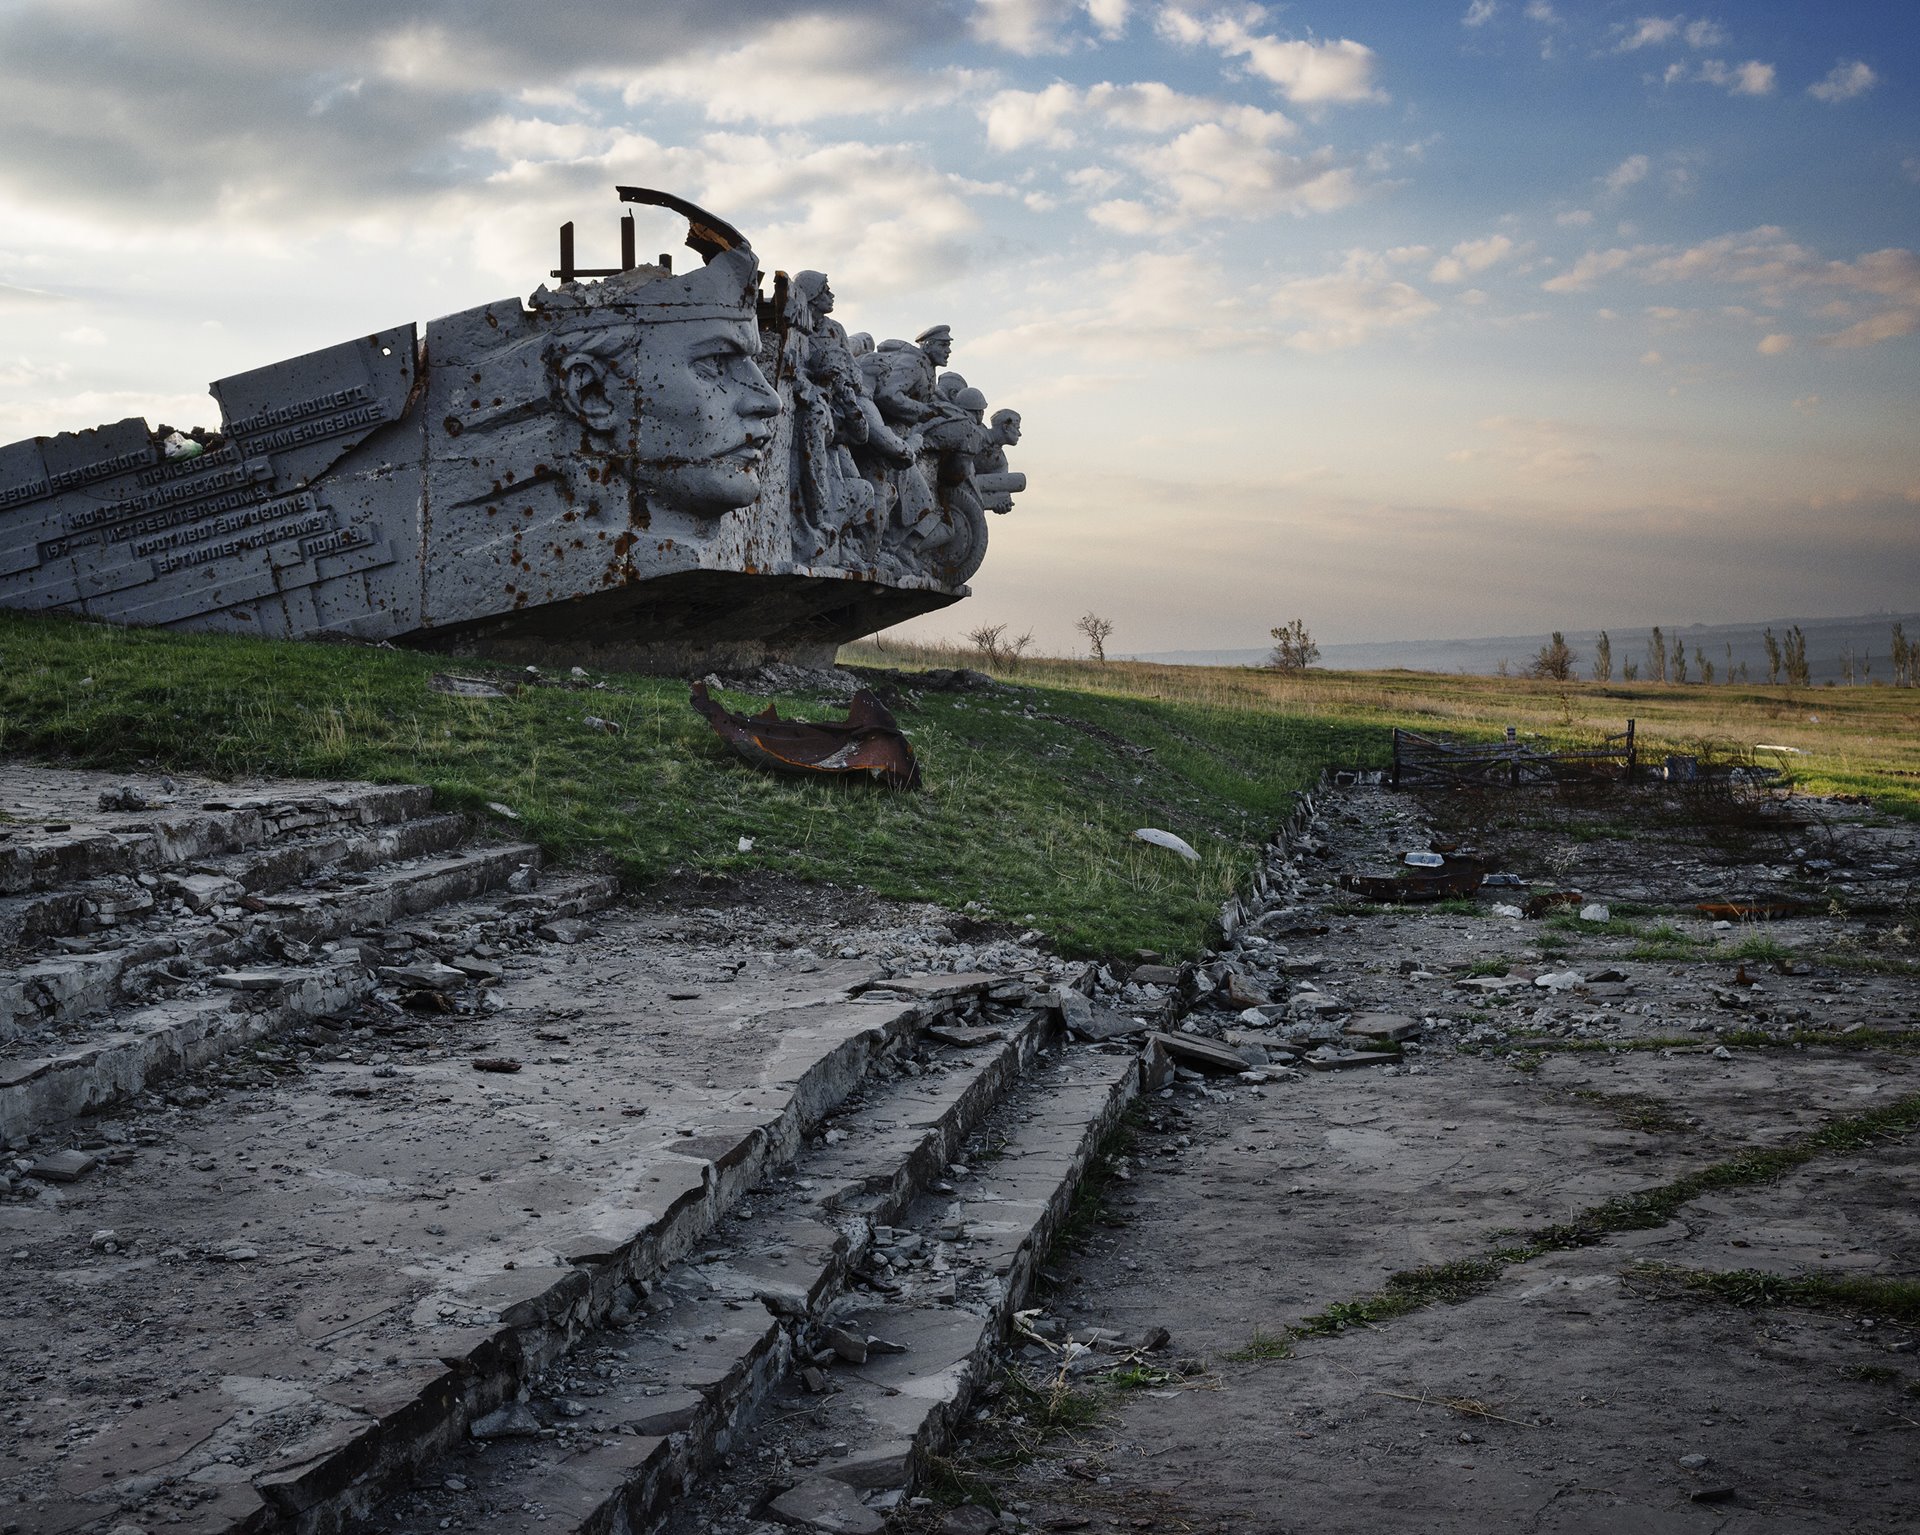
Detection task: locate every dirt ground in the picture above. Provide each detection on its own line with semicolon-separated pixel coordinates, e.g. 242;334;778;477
928;780;1920;1535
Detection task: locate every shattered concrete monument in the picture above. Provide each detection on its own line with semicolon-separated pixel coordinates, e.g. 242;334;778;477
0;188;1026;672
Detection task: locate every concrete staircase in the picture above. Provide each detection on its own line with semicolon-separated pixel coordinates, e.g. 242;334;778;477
0;770;1150;1535
0;775;615;1148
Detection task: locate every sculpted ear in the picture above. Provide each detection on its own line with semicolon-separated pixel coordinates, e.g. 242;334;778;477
560;351;619;432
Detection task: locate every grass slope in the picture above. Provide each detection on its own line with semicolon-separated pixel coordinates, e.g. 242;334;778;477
0;613;1379;958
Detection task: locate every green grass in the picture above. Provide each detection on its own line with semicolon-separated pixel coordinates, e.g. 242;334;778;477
0;612;1383;959
1633;1264;1920;1326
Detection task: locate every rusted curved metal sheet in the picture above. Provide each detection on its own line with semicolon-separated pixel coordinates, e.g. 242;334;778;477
690;681;922;789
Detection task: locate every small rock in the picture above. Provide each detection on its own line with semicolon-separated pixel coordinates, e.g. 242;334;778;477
210;970;293;991
27;1149;99;1183
378;962;469;991
1534;971;1584;992
1579;903;1610;922
470;1402;543;1440
1712;1045;1734;1061
538;919;590;944
1678;1452;1710;1470
939;1509;999;1535
823;1325;868;1365
769;1478;883;1534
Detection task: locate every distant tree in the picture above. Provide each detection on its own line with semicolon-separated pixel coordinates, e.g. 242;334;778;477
1762;627;1782;685
1672;641;1688;684
1699;648;1715;686
1075;611;1115;663
1592;631;1613;682
1894;622;1913;687
966;622;1036;675
1622;658;1640;681
1648;626;1667;683
1841;644;1857;686
1266;619;1321;673
1784;625;1811;687
1531;631;1578;681
1737;661;1750;683
1724;641;1735;685
1493;656;1511;678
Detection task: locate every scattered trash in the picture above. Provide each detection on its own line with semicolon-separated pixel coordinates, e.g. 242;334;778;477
1523;890;1583;918
737;836;755;852
429;673;518;698
582;714;622;734
691;681;921;789
1339;854;1484;903
487;801;520;820
1403;851;1446;868
1133;828;1200;863
1480;872;1525;889
1491;903;1524;918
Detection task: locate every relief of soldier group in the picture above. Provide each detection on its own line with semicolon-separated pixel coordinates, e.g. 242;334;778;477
0;189;1026;659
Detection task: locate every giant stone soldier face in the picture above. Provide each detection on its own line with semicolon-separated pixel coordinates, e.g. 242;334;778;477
561;312;780;516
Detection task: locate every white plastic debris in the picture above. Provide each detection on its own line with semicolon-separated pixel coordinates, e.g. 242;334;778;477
1491;903;1524;918
737;836;755;852
1132;828;1200;863
1403;851;1445;868
581;715;621;735
1579;903;1610;922
486;801;520;820
1534;970;1584;992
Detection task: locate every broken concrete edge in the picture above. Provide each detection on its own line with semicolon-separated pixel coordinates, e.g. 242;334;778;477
0;870;618;1151
1216;769;1331;947
846;1048;1147;1511
0;782;436;898
242;989;1050;1535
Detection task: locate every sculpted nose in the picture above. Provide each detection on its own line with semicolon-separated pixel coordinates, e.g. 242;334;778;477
737;360;780;420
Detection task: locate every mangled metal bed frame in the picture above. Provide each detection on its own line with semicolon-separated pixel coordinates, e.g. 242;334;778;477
1390;722;1638;789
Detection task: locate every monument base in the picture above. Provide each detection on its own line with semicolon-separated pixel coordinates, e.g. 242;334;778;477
405;567;962;675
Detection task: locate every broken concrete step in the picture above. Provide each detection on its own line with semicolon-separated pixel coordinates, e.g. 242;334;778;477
805;1008;1053;1221
0;841;543;1039
371;1042;1141;1535
0;869;622;1143
0;812;473;959
0;782;435;896
0;958;369;1147
0;981;952;1534
661;1046;1145;1531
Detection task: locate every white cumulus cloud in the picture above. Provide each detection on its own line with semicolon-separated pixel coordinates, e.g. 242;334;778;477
1603;154;1650;194
1156;7;1387;105
1809;61;1877;103
1430;234;1516;284
1462;1;1497;27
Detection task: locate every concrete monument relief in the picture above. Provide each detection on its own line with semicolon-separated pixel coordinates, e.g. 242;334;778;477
0;189;1026;672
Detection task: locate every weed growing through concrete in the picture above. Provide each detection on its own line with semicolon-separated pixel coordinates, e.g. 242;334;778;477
1629;1263;1920;1326
1239;1092;1920;1359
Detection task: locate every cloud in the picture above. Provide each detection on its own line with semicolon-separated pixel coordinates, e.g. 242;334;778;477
616;15;981;124
1544;226;1920;349
1603;154;1650;194
1430;234;1516;284
1461;1;1497;26
1808;61;1877;104
1449;415;1599;478
982;83;1085;150
1612;15;1725;52
1156;7;1387;105
0;278;64;308
0;0;962;228
1087;198;1159;233
980;79;1293;150
1115;117;1358;224
973;246;1437;357
969;0;1130;54
1756;332;1792;355
1542;245;1658;293
1694;59;1776;96
1556;208;1594;227
1267;252;1439;350
1523;2;1557;22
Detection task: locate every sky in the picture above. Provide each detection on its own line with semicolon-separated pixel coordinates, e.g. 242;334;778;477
0;0;1914;653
